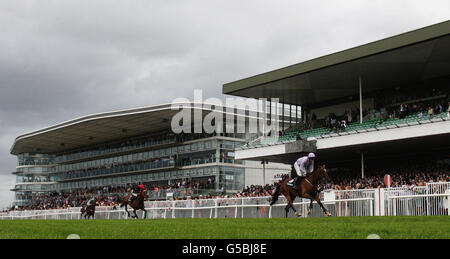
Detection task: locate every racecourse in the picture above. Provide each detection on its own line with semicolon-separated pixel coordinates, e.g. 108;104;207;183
0;216;448;239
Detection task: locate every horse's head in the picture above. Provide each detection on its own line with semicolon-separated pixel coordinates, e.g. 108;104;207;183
318;165;331;182
141;189;147;197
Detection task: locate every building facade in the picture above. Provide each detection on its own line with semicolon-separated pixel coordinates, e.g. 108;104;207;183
11;104;291;206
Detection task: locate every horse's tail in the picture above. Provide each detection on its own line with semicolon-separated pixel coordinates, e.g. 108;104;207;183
270;184;281;206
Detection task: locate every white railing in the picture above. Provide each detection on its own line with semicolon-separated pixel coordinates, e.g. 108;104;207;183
2;184;449;220
0;196;374;220
385;182;450;216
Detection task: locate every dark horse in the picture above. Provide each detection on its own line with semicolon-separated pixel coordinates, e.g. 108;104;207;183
120;190;147;219
270;165;332;218
80;202;97;219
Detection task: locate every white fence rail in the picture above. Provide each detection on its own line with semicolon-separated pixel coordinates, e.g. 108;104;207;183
1;183;449;220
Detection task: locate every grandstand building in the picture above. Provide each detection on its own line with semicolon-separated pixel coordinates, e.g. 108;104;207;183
10;103;292;206
223;21;450;175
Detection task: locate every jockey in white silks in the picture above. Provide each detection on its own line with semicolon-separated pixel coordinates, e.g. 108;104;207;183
287;152;315;190
86;197;95;207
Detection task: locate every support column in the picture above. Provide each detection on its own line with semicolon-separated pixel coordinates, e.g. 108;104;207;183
263;161;266;186
302;107;306;124
262;160;268;186
359;76;363;124
289;104;292;127
281;103;285;131
361;152;365;179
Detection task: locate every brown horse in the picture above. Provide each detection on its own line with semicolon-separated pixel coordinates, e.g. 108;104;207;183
270;165;332;218
120;190;147;219
80;202;97;219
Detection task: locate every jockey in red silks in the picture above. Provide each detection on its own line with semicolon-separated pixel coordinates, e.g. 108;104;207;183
130;183;145;203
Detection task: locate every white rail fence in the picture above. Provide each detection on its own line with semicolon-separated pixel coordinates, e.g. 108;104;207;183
1;183;449;220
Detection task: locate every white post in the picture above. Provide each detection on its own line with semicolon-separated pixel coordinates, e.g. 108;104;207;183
214;199;218;218
359;76;363;124
387;178;391;216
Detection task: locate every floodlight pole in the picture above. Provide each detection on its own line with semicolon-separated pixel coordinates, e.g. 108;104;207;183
359;76;363;124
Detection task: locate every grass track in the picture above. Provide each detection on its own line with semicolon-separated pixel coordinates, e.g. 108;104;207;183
0;216;449;239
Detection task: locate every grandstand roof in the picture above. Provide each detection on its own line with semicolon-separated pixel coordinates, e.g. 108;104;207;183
10;103;253;155
223;20;450;106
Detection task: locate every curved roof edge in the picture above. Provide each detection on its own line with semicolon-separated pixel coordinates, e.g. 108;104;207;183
10;102;267;155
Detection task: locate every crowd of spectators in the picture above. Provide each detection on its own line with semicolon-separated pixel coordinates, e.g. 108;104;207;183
7;178;215;212
302;97;449;135
327;162;449;190
5;162;448;212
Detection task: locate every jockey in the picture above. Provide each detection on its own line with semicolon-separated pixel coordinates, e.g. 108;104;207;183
86;197;95;207
130;183;145;204
287;152;315;190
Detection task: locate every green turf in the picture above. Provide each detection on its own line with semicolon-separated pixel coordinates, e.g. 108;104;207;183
0;217;448;239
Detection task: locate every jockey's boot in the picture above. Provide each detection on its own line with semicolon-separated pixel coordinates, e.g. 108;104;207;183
287;177;299;190
129;195;135;204
287;178;296;187
293;176;304;191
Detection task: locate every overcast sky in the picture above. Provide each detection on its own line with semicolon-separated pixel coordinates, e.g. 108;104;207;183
0;0;448;209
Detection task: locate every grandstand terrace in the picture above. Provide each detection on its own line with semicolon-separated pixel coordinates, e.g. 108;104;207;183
9;103;292;206
223;21;450;177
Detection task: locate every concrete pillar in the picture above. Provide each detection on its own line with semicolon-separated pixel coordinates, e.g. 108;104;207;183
359;76;363;124
361;152;365;179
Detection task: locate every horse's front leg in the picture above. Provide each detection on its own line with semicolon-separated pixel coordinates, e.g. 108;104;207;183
124;204;130;217
315;194;331;217
142;208;147;219
133;209;138;219
284;204;290;218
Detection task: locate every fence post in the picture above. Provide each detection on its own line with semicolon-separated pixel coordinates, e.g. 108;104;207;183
214;200;218;218
446;190;450;216
370;199;373;216
241;199;244;218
